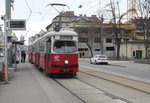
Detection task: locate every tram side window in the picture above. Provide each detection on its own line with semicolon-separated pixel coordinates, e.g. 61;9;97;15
46;43;51;53
32;47;35;52
35;44;39;52
39;40;45;53
28;46;32;52
46;39;51;54
28;47;30;52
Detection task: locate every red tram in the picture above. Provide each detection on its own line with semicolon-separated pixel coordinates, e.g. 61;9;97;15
28;29;78;76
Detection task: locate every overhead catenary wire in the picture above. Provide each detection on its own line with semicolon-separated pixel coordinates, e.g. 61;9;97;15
39;7;52;23
24;0;32;37
83;3;99;13
24;29;30;38
24;0;32;22
39;0;60;24
24;0;32;12
81;0;106;15
83;0;124;19
79;0;92;7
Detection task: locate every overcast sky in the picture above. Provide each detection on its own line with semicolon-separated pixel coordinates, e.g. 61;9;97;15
0;0;126;45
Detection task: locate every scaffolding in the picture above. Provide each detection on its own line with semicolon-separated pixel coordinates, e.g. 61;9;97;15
127;0;136;22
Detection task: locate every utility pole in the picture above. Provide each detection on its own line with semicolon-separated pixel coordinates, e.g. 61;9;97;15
100;14;104;55
4;0;12;83
98;0;104;55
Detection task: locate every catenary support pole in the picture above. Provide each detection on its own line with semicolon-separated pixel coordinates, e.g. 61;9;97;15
100;14;104;55
4;0;12;83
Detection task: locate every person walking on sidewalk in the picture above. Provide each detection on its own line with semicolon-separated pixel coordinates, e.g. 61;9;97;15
21;50;26;63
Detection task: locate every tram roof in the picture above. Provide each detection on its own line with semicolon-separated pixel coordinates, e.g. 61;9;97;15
44;30;78;37
29;29;78;46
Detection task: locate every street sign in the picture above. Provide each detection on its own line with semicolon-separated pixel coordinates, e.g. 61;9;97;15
8;19;26;30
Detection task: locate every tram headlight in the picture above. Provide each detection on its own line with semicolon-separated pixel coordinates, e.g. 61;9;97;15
64;60;69;64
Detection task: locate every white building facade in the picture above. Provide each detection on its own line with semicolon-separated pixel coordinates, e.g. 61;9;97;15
46;11;115;58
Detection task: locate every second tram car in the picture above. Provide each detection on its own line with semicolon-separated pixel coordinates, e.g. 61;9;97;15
28;29;78;76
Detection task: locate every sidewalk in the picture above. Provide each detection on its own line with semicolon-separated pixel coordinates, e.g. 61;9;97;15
0;61;83;103
0;62;50;103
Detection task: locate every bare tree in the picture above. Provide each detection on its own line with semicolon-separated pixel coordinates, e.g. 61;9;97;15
86;26;100;57
75;25;100;57
107;0;127;59
136;0;150;59
74;16;101;57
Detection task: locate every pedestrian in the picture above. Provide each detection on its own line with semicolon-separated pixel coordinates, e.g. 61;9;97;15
23;51;26;62
80;52;82;58
21;50;24;63
21;50;26;63
12;52;15;64
82;52;85;58
16;52;19;64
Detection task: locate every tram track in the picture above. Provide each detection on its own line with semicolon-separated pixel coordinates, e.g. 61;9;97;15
52;76;133;103
79;67;150;94
33;65;133;103
52;78;86;103
75;77;133;103
48;66;150;103
30;62;150;103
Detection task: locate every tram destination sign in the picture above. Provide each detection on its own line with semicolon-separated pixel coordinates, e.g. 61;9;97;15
8;19;26;30
60;36;73;40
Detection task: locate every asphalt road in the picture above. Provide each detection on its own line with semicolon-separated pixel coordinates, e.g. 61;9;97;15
79;60;150;82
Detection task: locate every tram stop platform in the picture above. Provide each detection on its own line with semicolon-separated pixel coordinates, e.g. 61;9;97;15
0;61;51;103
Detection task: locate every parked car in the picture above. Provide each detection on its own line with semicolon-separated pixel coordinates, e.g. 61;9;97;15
90;55;109;64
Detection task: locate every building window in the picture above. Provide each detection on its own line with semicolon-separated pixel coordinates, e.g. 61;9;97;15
94;38;101;43
106;38;112;43
79;37;88;43
106;47;114;51
136;50;142;58
124;38;129;41
95;49;100;51
78;48;88;51
66;23;68;27
133;51;135;57
65;17;67;20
